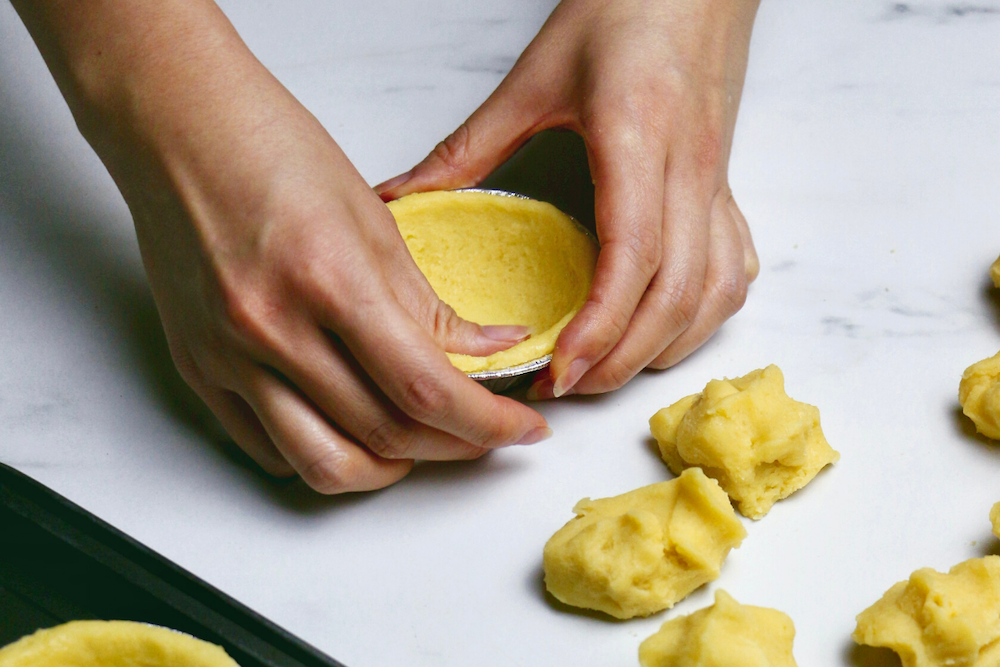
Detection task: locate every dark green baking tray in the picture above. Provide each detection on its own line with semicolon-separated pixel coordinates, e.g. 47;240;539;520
0;462;345;667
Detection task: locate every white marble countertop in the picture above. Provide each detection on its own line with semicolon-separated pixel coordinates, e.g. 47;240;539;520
2;0;1000;665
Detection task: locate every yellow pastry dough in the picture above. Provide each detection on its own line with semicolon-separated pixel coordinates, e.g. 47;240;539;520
649;365;839;520
959;351;1000;440
852;557;1000;667
0;621;239;667
387;190;598;373
639;590;798;667
542;468;746;620
991;502;1000;539
990;254;1000;288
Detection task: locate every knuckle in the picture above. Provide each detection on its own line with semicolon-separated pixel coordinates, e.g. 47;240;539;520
299;448;355;495
365;420;410;459
587;298;630;348
693;126;724;174
711;270;749;316
399;373;450;422
599;356;638;393
432;301;464;341
468;418;512;450
218;284;275;348
606;226;661;279
648;353;674;371
659;279;701;332
431;124;472;173
626;225;662;273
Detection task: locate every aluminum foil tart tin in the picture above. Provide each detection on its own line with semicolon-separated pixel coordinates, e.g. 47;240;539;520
448;188;595;394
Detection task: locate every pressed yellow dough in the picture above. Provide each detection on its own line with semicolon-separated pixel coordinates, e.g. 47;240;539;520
991;502;1000;539
387;190;598;373
649;365;839;520
0;621;239;667
991;254;1000;288
542;468;746;620
853;557;1000;667
959;351;1000;440
639;590;798;667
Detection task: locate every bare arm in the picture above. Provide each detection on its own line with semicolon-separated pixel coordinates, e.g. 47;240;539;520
11;0;550;492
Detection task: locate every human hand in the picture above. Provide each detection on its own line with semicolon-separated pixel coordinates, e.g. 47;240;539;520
16;0;550;492
377;0;762;399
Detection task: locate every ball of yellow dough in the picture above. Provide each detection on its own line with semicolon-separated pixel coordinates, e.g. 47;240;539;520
853;557;1000;667
0;621;239;667
959;351;1000;440
990;254;1000;288
387;190;598;373
649;365;839;520
639;590;799;667
543;468;747;620
991;502;1000;540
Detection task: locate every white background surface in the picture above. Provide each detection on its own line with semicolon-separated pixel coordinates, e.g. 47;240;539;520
2;0;1000;665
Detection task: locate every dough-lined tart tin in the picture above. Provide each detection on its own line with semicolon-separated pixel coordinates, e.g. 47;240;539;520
444;189;596;394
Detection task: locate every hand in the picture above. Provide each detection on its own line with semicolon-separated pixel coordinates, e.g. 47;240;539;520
377;0;761;398
14;0;550;492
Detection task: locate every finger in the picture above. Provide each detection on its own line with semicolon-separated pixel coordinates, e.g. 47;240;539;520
422;299;529;356
569;168;713;394
198;386;294;477
241;367;413;494
321;277;551;449
269;330;495;462
361;201;529;357
547;123;667;397
727;191;759;282
374;77;547;201
649;192;749;370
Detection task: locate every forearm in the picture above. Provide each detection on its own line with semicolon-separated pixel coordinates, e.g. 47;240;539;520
9;0;279;168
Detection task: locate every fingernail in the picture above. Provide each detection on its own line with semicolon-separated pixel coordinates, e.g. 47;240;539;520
526;378;554;401
553;358;589;398
481;325;530;343
374;170;413;199
517;426;553;446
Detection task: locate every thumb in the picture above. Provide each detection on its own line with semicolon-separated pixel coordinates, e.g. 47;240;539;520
375;87;544;202
423;298;531;358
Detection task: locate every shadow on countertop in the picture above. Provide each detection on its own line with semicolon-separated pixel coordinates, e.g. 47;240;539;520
951;406;1000;454
843;643;902;667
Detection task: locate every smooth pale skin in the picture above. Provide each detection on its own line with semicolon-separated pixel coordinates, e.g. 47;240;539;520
639;590;798;667
959;352;1000;440
649;365;839;520
542;468;746;620
853;557;1000;667
387;191;598;373
991;502;1000;539
0;621;238;667
12;0;760;493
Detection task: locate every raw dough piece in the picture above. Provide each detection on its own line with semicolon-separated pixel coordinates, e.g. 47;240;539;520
639;589;798;667
991;502;1000;539
991;254;1000;288
852;557;1000;667
959;351;1000;440
542;468;746;620
649;365;839;520
388;190;598;373
0;621;239;667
